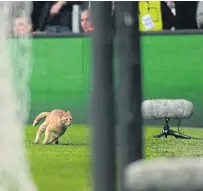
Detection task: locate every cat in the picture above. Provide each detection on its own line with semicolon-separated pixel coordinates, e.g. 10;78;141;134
33;109;72;145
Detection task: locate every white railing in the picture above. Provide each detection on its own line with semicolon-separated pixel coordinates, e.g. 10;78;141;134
72;5;80;33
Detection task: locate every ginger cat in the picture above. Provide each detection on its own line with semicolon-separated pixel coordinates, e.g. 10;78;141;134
33;109;72;145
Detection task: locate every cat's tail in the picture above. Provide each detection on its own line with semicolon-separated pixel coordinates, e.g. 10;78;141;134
33;112;50;127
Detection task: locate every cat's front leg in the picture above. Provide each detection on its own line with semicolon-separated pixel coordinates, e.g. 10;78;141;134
48;134;60;144
55;138;59;144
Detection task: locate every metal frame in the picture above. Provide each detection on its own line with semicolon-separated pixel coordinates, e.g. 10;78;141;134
28;29;203;39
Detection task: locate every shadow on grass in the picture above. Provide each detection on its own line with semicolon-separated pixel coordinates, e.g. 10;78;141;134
29;142;90;147
59;142;90;146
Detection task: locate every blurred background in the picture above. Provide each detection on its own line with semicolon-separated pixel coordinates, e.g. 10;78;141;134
14;1;203;127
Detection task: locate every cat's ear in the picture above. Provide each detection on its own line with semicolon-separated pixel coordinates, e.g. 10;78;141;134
66;111;70;115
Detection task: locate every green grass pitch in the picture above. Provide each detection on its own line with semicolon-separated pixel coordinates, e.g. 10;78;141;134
25;125;203;191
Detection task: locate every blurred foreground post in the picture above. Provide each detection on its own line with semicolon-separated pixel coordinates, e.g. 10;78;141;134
91;2;116;191
115;2;143;191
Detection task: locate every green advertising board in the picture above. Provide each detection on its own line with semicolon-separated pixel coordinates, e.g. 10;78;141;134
19;34;203;127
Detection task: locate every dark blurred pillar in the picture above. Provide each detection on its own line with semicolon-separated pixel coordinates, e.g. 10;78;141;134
115;1;143;191
91;2;116;191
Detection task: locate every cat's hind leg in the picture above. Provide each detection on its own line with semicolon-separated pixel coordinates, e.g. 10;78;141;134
34;122;47;144
42;127;52;145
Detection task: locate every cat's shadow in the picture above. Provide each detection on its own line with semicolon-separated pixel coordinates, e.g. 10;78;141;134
59;142;90;146
32;142;90;146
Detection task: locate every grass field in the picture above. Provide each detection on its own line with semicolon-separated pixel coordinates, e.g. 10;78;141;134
25;125;203;191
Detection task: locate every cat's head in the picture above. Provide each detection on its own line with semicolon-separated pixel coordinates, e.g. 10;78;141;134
60;111;72;126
